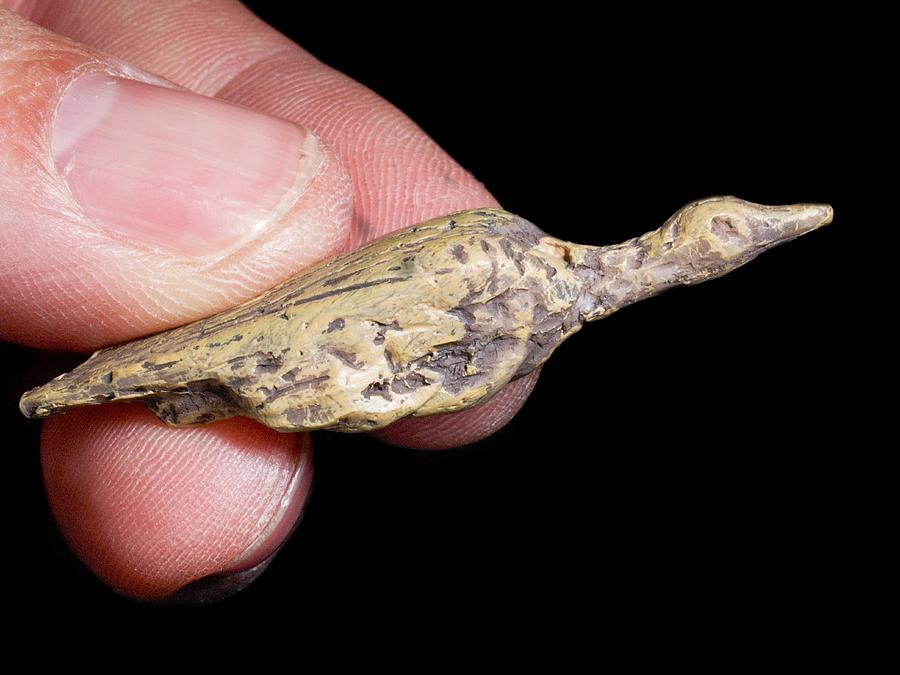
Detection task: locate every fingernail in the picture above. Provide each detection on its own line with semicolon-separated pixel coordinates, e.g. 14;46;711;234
155;550;279;606
220;445;312;574
157;442;313;606
51;74;321;257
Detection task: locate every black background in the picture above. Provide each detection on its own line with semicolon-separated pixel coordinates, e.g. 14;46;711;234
2;3;865;642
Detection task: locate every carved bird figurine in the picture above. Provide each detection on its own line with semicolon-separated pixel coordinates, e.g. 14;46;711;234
21;196;832;432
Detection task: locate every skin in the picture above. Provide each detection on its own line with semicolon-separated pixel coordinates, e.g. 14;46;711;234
0;1;539;601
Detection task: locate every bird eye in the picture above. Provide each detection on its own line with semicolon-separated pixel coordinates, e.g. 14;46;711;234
711;215;737;232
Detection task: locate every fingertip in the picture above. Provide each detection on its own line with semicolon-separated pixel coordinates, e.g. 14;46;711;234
374;370;540;450
0;12;354;349
41;403;312;601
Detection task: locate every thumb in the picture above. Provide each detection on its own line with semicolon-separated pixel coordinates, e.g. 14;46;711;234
0;10;351;351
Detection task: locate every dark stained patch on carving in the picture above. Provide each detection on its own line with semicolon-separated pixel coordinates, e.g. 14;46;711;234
141;360;180;371
373;320;401;345
144;380;241;425
362;380;392;400
285;404;327;426
206;334;245;348
383;348;400;373
514;301;582;379
482;288;517;319
254;352;283;374
391;372;429;394
328;347;362;370
416;344;471;385
447;307;476;326
498;237;529;276
257;375;329;403
322;268;367;287
110;376;150;392
325;318;345;333
289;277;411;309
493;219;543;248
527;254;558;280
450;244;469;263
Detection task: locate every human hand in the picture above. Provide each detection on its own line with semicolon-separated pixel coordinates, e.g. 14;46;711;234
0;1;538;602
